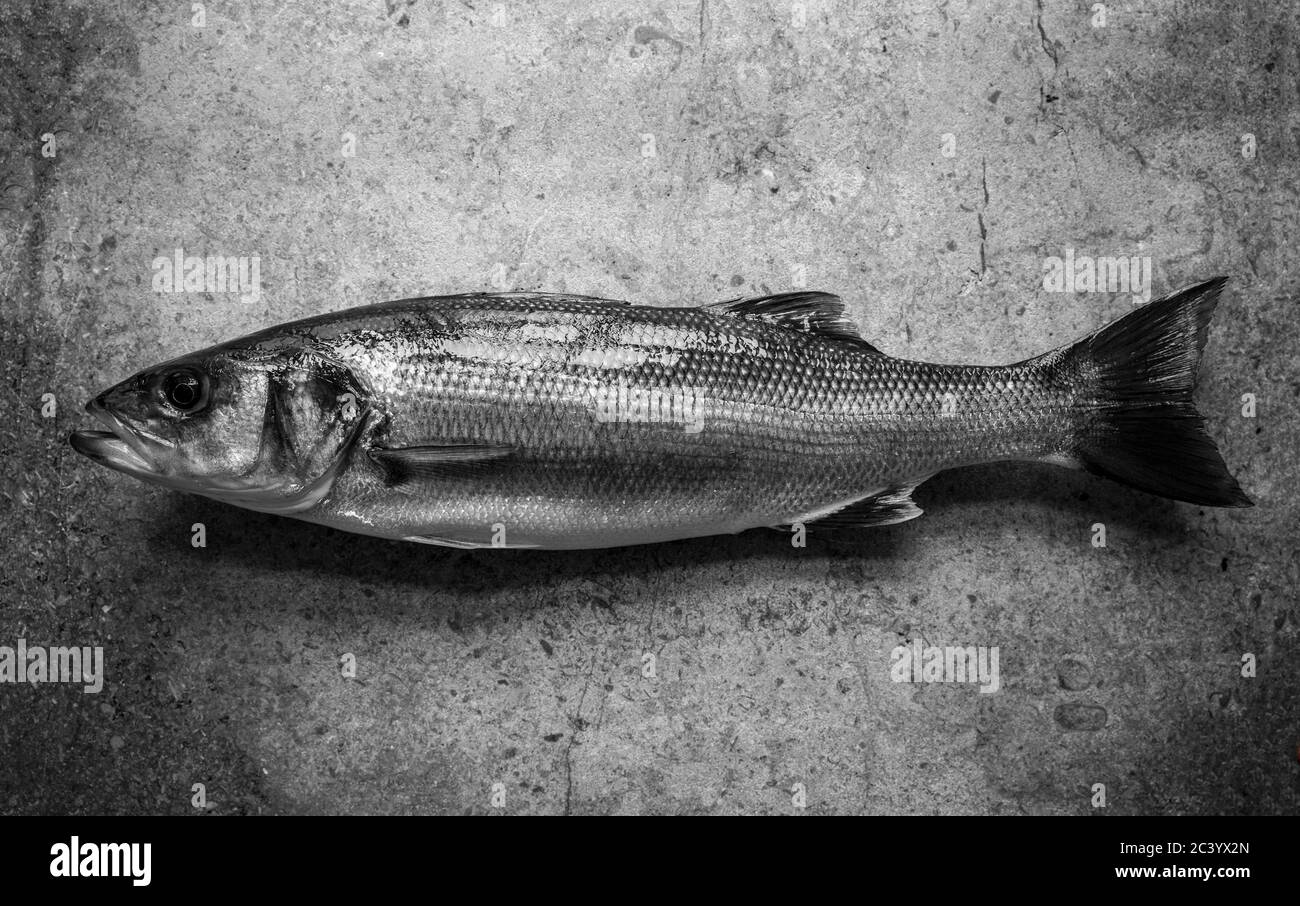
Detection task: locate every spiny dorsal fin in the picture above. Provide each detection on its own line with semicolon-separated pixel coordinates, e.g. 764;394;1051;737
461;291;633;307
707;291;882;353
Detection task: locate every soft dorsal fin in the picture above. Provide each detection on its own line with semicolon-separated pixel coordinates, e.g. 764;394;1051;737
707;291;882;352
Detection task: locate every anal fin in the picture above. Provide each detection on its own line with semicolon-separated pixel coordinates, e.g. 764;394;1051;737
782;484;926;531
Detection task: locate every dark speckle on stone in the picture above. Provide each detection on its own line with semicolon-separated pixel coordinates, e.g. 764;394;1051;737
540;638;554;656
1057;656;1093;691
633;25;682;48
1054;703;1108;731
543;733;563;742
730;274;744;286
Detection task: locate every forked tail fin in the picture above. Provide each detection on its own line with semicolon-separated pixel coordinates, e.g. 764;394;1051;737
1059;277;1251;507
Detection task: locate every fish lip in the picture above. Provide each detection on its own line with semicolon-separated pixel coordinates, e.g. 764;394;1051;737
68;399;163;476
68;429;153;472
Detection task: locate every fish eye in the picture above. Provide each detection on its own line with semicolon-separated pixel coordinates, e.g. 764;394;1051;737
160;369;208;413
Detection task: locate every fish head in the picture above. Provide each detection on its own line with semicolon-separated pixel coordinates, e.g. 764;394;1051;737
70;341;372;514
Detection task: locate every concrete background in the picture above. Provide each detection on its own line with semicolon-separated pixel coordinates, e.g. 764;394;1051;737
1;0;1296;814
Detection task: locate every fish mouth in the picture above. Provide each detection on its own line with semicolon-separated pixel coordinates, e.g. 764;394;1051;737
68;400;164;477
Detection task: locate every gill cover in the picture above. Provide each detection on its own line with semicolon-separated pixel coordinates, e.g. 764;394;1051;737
231;354;372;515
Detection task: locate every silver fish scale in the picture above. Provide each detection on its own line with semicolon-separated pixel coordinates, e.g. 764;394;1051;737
280;295;1077;546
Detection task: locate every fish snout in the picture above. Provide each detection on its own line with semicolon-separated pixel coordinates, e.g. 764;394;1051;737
68;394;163;476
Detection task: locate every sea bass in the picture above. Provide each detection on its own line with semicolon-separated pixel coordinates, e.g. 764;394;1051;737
70;278;1251;549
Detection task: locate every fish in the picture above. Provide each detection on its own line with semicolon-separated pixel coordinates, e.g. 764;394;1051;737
69;277;1251;549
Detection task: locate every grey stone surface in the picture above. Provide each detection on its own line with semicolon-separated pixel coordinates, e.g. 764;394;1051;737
1;0;1296;814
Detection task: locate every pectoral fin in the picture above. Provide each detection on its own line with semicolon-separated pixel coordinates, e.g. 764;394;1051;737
370;443;516;487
